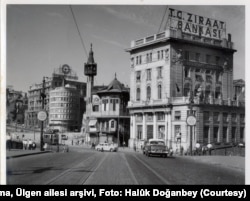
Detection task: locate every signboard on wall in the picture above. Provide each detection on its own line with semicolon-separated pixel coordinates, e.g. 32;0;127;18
167;8;226;40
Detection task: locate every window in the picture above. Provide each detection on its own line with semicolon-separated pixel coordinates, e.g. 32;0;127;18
195;74;203;82
111;120;115;128
137;125;142;139
136;88;141;101
174;111;181;120
157;51;160;60
206;75;212;83
157;66;162;78
204;126;209;139
215;56;220;65
223;113;228;123
231;113;237;123
135;113;143;122
112;99;116;111
158;126;165;139
184;51;189;61
195;53;201;62
146;113;153;121
103;99;108;111
240;114;245;123
146;53;152;62
157;84;162;99
223;127;228;142
174;125;181;138
240;127;244;142
184;68;190;78
146;69;151;81
147;86;151;100
213;127;219;143
206;55;211;63
213;112;219;122
231;127;236;142
157;112;165;121
204;111;210;122
136;71;141;82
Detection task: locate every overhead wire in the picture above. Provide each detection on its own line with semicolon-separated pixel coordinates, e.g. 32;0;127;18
69;5;88;58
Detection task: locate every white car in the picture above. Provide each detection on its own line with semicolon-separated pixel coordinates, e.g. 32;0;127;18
95;143;118;152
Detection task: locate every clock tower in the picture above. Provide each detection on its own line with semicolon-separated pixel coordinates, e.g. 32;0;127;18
84;44;97;116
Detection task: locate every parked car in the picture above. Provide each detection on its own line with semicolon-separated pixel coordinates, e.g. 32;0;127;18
143;139;169;158
95;143;118;152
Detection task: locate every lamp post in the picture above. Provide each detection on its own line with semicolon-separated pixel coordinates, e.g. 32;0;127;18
187;91;196;156
38;76;48;151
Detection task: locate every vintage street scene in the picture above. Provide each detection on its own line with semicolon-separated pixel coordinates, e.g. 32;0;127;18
3;3;245;185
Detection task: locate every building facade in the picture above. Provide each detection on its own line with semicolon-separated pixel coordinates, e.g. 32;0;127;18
25;65;86;131
83;45;130;145
126;8;245;152
49;84;81;131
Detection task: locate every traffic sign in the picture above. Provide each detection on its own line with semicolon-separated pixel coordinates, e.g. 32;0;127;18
37;111;47;121
186;115;196;126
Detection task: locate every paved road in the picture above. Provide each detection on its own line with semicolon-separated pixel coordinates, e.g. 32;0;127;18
6;147;245;185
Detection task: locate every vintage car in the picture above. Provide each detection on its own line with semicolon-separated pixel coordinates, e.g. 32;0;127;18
143;139;169;158
95;143;118;152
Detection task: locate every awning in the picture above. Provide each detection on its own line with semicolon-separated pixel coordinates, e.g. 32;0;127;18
89;119;97;126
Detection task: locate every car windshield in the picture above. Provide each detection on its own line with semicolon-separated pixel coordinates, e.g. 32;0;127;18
150;141;164;145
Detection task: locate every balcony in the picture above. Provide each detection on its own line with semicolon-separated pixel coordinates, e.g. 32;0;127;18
128;97;244;108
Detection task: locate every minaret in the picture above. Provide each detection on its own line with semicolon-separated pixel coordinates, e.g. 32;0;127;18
84;44;97;116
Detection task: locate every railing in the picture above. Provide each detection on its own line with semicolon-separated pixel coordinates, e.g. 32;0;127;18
128;97;244;107
130;28;234;50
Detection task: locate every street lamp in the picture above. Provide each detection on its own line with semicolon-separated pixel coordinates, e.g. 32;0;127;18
187;91;196;156
39;76;48;151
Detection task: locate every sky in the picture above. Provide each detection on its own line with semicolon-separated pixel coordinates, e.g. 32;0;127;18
4;2;246;93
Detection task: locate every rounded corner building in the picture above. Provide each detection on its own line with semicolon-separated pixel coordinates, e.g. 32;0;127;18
49;84;80;132
126;7;245;153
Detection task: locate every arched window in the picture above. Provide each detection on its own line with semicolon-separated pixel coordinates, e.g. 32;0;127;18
136;88;141;101
147;86;151;100
158;84;162;99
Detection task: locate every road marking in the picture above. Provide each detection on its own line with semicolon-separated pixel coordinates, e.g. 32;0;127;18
133;154;171;184
81;153;108;184
121;153;139;185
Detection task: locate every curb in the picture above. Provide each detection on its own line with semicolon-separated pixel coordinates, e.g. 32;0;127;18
6;151;51;159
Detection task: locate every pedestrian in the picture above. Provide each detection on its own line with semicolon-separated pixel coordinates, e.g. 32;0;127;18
28;139;32;150
195;142;201;155
32;142;36;150
180;146;184;156
207;143;212;155
133;144;136;152
22;139;27;150
6;133;11;151
123;141;126;149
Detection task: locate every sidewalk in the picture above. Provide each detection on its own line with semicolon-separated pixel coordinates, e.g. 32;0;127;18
6;149;51;159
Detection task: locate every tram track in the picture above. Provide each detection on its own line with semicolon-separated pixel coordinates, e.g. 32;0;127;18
44;152;107;185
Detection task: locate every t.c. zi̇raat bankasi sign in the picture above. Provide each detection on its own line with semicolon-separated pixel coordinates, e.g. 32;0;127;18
168;8;226;40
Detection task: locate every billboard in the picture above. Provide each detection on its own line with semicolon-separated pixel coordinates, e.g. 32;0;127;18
167;8;226;40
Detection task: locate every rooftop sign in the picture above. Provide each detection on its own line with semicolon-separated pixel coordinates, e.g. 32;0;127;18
167;8;226;40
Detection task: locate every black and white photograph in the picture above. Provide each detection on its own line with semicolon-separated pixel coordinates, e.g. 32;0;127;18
1;0;248;186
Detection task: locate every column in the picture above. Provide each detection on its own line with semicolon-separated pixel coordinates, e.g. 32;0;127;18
167;112;172;148
153;112;157;139
165;112;168;145
142;113;146;140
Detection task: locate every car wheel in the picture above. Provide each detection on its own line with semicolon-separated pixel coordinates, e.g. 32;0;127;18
110;148;113;152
